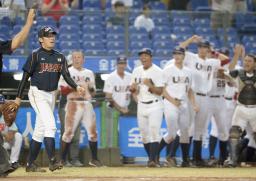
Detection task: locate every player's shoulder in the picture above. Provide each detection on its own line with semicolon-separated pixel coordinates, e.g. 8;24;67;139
124;71;132;77
152;64;163;72
83;68;94;74
183;66;193;76
132;65;143;72
163;63;175;71
52;49;64;56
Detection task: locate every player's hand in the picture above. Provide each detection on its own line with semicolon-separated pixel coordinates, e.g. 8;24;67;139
143;78;154;88
14;97;21;106
120;107;129;114
172;98;181;108
193;104;200;113
76;86;85;96
26;9;36;26
129;83;138;93
190;35;202;44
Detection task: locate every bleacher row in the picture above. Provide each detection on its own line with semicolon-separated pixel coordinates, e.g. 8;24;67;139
1;10;256;57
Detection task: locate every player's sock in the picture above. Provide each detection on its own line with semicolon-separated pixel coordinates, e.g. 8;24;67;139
143;143;150;158
165;142;172;158
209;135;218;158
180;143;189;162
193;140;202;161
44;137;55;160
61;141;70;161
170;135;180;157
158;138;167;155
246;146;255;162
28;139;42;166
89;141;98;160
219;140;228;163
150;142;160;162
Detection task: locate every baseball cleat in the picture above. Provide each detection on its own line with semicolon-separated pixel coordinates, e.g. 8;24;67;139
49;158;63;172
26;163;46;172
89;159;104;167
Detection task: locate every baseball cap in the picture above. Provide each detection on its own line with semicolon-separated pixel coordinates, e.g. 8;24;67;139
38;26;57;38
197;40;210;48
138;48;153;57
117;55;127;64
173;46;185;55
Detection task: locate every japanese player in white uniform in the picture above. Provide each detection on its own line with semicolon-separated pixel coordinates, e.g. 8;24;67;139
130;48;164;167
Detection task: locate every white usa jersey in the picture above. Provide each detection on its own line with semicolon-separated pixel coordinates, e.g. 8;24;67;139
103;70;132;108
163;64;192;101
131;64;164;102
184;52;221;94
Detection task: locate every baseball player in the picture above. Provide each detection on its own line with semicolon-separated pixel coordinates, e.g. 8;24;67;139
224;54;256;167
0;116;22;170
103;55;131;147
179;35;231;166
14;27;85;172
0;9;35;177
158;47;199;167
208;46;243;166
60;50;103;167
130;48;164;167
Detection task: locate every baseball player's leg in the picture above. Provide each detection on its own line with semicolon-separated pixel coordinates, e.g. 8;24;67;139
81;103;102;167
61;101;82;162
9;132;22;165
193;95;209;163
0;142;13;176
209;118;218;160
228;106;248;166
148;107;163;164
179;106;191;166
160;102;179;154
137;104;150;158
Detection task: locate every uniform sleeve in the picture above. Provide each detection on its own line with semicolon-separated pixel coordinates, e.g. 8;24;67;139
162;67;169;85
90;71;96;90
61;55;77;89
103;77;113;93
0;40;12;55
152;69;164;87
22;53;36;75
184;51;197;67
58;75;68;90
130;69;137;85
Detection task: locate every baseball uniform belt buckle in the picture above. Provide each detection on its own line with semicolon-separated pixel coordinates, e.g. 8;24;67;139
209;95;221;98
196;92;207;96
224;97;232;100
141;100;158;104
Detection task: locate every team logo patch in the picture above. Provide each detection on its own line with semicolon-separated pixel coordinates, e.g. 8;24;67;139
57;58;61;62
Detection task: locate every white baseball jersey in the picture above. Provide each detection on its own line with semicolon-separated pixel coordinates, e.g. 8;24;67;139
59;66;95;99
131;64;164;102
184;52;221;94
163;64;192;101
103;70;132;108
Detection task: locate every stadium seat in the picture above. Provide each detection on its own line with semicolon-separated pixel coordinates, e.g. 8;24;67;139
83;41;105;49
153;26;172;34
173;26;193;34
129;26;148;34
59;41;81;50
106;26;125;34
83;34;103;42
108;50;125;56
173;18;191;26
192;18;211;28
195;27;213;35
130;41;151;49
84;49;107;56
107;41;125;50
59;33;80;42
82;24;103;34
59;15;80;25
153;41;173;49
59;25;80;34
82;16;103;25
107;34;125;41
154;49;172;57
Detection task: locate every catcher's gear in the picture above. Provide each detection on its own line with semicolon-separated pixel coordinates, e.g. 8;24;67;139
1;101;19;127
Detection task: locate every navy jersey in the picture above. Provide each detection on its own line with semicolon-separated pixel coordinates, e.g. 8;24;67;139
23;47;76;91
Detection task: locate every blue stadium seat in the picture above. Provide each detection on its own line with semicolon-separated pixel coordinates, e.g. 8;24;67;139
107;41;125;50
62;49;75;56
175;34;193;42
12;48;25;55
149;1;167;10
153;41;173;49
154;49;172;57
152;17;170;26
107;34;125;41
84;49;107;56
36;16;56;26
235;12;256;28
0;25;11;35
1;16;12;26
190;0;209;11
153;34;171;41
242;35;256;43
59;33;80;42
59;25;80;34
108;50;125;56
173;26;193;34
82;24;103;34
130;41;151;49
106;26;125;34
130;34;149;42
83;41;105;50
173;18;191;26
129;26;148;34
83;0;101;9
12;25;22;35
192;18;211;28
170;11;190;19
153;26;172;34
83;34;103;42
82;16;102;25
195;27;213;35
59;41;81;50
14;16;25;25
59;15;80;25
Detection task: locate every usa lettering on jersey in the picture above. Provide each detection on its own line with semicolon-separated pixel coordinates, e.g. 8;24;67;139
114;85;130;92
195;63;212;72
172;76;190;84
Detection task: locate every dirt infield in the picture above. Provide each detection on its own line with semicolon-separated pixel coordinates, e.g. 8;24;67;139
3;167;256;181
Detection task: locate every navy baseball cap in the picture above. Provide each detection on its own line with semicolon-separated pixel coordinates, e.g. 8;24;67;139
198;40;210;48
173;46;185;55
138;48;153;57
38;26;57;38
117;55;127;64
